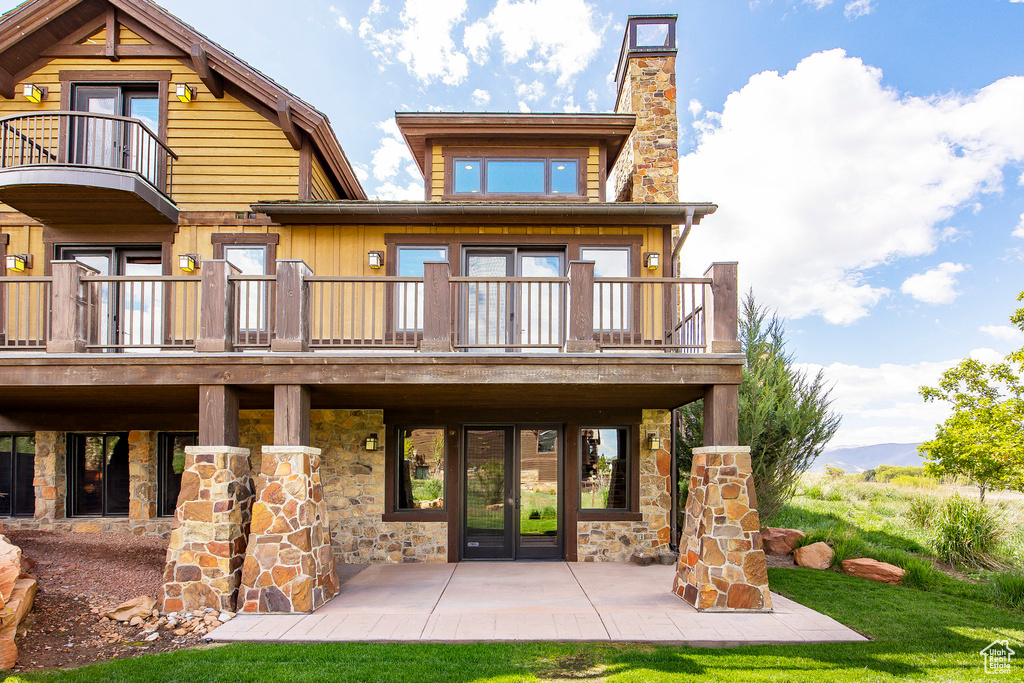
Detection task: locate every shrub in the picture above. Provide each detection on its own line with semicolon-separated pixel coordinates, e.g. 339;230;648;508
875;465;929;483
986;571;1024;611
907;496;938;528
934;495;1003;568
800;481;825;500
889;474;937;490
415;478;442;502
824;465;846;479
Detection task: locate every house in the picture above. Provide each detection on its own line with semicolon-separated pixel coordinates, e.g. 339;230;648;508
0;1;770;614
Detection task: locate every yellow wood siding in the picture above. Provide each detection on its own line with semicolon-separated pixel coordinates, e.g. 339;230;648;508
430;145;443;200
84;26;149;46
310;154;339;201
0;57;301;212
587;146;600;201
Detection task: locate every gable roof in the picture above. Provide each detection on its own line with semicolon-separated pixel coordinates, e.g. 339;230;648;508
0;0;366;200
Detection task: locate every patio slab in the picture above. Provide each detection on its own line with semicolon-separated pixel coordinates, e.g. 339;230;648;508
210;562;868;646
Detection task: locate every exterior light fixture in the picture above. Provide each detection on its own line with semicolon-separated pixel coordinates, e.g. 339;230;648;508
22;83;46;103
178;254;200;273
175;83;196;103
368;251;383;270
5;254;31;273
644;252;660;270
647;434;663;451
364;433;380;451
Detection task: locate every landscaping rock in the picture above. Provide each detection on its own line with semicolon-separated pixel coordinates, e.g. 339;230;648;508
761;528;806;556
0;577;38;669
0;539;23;606
105;596;157;622
793;542;834;570
841;558;905;584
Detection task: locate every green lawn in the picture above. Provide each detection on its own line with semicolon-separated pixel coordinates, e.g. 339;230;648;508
7;567;1023;682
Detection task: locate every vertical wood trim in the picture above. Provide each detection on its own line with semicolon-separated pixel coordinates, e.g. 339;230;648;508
565;423;579;561
630;422;641;513
199;385;239;446
273;384;310;447
446;422;459;562
598;143;607;202
105;8;119;62
421;261;451;352
298;136;312;201
424;138;433;201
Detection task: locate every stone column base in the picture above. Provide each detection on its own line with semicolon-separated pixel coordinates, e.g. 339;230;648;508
160;446;253;613
673;446;772;612
239;446;338;613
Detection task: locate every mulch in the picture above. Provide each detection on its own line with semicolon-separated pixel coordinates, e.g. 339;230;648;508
3;529;208;673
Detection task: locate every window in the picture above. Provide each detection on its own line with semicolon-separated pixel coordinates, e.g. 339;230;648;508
452;157;581;197
394;427;446;511
158;433;197;517
396;246;448;331
213;235;277;341
72;85;162;186
68;433;129;517
0;434;35;517
579;427;629;510
581;246;631;331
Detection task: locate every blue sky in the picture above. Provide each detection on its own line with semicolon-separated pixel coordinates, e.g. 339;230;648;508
13;0;1024;446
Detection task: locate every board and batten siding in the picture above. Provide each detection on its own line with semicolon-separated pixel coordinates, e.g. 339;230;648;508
0;28;302;212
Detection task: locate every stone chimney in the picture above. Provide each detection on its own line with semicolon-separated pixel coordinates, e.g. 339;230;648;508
612;15;678;204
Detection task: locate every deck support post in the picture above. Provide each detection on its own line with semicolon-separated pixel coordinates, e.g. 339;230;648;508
704;262;740;354
274;384;310;447
420;261;452;352
567;260;598;352
199;385;239;447
47;260;96;353
196;260;238;353
271;260;312;353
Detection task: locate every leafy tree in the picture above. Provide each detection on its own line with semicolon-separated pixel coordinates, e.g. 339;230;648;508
918;292;1024;503
677;293;841;523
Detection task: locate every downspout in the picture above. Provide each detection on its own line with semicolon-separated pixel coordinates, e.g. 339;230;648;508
670;206;696;277
670;406;680;552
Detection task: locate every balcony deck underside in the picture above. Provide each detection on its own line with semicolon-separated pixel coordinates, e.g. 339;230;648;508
0;353;743;430
0;166;178;227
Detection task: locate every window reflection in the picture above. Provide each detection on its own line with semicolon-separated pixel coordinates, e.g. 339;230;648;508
580;427;629;510
396;247;448;331
396;428;445;510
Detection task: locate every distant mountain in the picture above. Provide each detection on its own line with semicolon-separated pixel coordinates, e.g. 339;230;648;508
812;443;924;474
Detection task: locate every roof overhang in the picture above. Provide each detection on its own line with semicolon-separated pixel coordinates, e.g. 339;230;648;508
0;0;366;199
251;200;717;226
395;112;637;178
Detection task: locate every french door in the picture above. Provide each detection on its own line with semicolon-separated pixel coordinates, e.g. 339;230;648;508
71;85;160;185
462;425;563;560
462;248;565;350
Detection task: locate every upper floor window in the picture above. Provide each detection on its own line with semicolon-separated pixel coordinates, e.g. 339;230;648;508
451;155;582;198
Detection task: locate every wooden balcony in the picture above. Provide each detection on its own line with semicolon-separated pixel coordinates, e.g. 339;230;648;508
0;260;738;357
0;111;178;227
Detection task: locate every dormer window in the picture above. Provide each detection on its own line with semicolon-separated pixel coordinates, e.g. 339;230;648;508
449;151;583;199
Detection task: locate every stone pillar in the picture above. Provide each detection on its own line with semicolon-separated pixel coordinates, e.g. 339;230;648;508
128;431;158;522
160;446;253;614
239;446;338;613
33;431;65;522
673;446;772;612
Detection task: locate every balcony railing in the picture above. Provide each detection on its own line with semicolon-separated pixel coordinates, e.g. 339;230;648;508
0;259;740;356
0;111;177;196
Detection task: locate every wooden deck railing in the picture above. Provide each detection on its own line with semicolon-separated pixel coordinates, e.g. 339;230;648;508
0;111;178;197
0;260;740;355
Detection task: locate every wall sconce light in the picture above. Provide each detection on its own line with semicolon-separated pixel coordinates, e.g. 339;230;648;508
178;254;200;273
175;83;196;103
364;433;380;451
644;252;660;271
22;83;47;103
647;433;663;451
5;254;32;273
368;251;384;270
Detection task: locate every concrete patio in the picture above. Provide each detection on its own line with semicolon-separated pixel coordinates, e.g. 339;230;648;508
210;562;867;646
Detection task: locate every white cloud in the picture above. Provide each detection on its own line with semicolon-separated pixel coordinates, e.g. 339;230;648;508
471;88;491;106
804;0;833;9
798;348;1004;447
1014;212;1024;238
515;80;545;102
687;99;703;118
372;180;423;201
463;0;608;87
329;6;353;32
586;89;599;110
844;0;875;18
980;324;1024;343
677;49;1024;324
369;118;413;181
359;0;469;85
900;262;965;305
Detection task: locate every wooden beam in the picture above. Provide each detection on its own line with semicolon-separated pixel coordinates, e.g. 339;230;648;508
105;7;119;61
0;65;14;99
41;44;186;58
190;43;224;98
702;384;739;447
277;98;303;151
199;385;239;446
274;385;310;447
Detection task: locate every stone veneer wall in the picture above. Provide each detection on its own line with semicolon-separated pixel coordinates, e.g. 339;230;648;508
576;409;673;561
33;431;65;521
239;409;447;564
613;55;679;205
128;431;158;521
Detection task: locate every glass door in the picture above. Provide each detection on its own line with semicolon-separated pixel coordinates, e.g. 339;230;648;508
72;87;120;168
463;427;514;559
120;252;163;349
517;253;564;350
516;426;562;559
463;251;513;350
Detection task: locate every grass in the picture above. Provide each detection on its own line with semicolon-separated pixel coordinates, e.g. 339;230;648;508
6;568;1024;682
